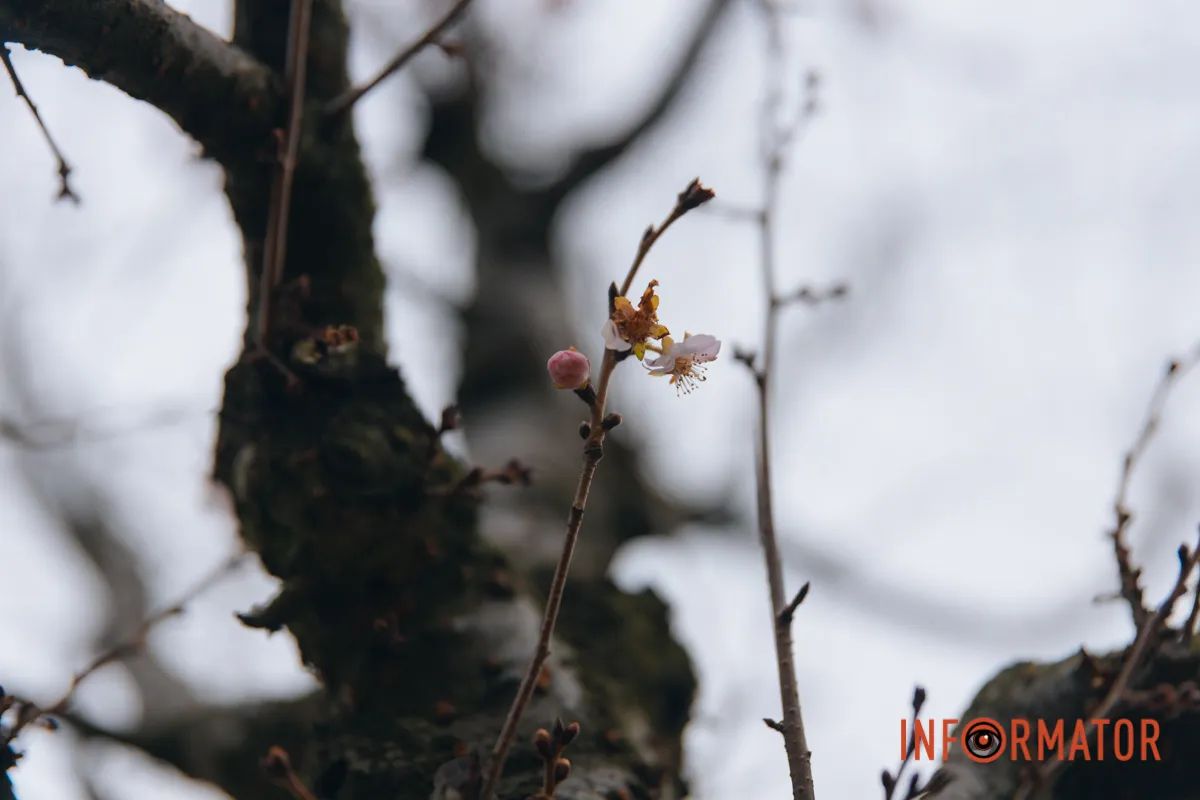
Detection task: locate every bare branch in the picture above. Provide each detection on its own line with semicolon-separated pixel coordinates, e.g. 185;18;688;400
1017;529;1200;799
550;0;731;197
1184;577;1200;645
745;3;830;798
325;0;474;116
63;694;322;799
882;686;928;800
254;0;314;347
777;581;811;625
262;746;318;800
0;0;277;168
0;406;208;450
58;509;197;717
774;282;849;310
619;177;714;297
1;44;78;202
2;551;246;747
1107;345;1200;628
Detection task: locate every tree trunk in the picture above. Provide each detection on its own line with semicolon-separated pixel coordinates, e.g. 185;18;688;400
0;1;699;797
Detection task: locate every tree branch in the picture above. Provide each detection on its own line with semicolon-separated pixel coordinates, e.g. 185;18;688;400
255;0;313;347
2;551;245;748
777;581;810;626
0;0;277;168
744;3;826;798
324;0;474;116
548;0;731;198
1014;530;1200;800
480;180;713;799
65;695;323;800
1;43;78;202
1107;345;1200;629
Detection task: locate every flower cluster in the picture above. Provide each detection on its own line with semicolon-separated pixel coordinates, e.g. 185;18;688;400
547;280;720;397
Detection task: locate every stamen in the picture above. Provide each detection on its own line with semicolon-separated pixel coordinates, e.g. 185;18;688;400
671;357;708;396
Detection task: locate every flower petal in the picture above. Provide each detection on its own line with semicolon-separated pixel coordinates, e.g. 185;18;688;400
602;319;631;351
679;333;721;360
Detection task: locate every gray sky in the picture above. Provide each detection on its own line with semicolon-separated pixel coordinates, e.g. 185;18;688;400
3;1;1200;798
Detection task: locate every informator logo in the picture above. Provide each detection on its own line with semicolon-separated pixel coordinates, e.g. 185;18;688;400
902;717;1162;764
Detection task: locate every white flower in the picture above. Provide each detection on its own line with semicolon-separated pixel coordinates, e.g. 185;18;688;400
645;333;721;394
601;319;632;353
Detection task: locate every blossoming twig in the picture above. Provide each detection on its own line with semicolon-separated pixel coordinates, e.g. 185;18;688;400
479;179;714;800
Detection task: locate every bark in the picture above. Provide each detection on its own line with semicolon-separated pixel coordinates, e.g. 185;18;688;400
926;642;1200;799
0;0;277;168
1;1;701;797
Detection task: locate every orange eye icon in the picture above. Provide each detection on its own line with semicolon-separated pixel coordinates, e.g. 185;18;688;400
962;718;1005;763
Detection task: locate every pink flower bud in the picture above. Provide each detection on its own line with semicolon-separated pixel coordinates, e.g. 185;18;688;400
547;348;591;390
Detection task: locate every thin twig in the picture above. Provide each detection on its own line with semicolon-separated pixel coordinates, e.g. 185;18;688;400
744;3;823;799
883;686;927;800
773;282;849;309
325;0;474;116
1184;577;1200;645
0;405;211;450
618;178;714;298
549;0;730;196
2;551;246;744
479;182;710;800
1107;344;1200;629
262;745;319;800
777;581;810;625
1;44;79;203
1016;529;1200;800
254;0;314;348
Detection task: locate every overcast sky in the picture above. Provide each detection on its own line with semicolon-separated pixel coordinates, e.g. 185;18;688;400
4;1;1200;798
